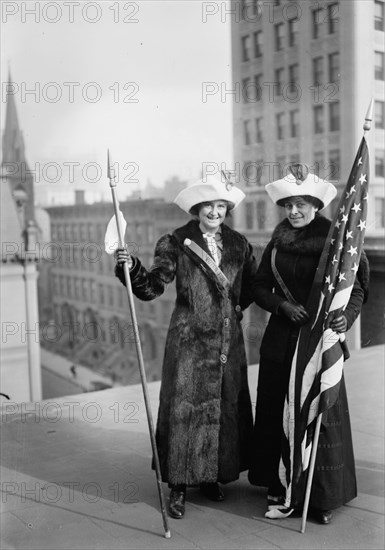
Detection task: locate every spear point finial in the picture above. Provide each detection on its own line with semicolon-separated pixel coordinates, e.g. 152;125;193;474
363;98;374;133
107;149;116;187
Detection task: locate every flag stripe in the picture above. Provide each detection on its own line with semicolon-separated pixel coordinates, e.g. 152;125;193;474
329;285;354;312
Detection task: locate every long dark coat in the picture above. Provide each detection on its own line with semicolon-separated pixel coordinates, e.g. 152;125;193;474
248;215;369;510
115;219;258;486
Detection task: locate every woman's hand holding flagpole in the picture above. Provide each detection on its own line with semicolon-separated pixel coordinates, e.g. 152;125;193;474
106;150;171;539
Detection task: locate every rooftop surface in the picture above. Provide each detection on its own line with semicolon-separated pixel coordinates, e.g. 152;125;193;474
1;345;384;550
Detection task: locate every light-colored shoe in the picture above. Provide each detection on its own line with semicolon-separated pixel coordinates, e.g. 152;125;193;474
265;506;294;519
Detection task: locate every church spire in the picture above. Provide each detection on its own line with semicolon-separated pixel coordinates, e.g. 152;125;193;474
2;69;26;164
2;68;35;222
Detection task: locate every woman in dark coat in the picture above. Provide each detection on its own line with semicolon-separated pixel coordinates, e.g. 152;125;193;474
115;175;258;519
248;165;369;524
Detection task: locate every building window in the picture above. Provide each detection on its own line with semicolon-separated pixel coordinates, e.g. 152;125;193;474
74;278;80;299
329;101;340;131
79;223;86;241
240;0;247;20
56;224;63;241
59;276;64;296
276;156;286;180
256;200;266;230
243;161;262;186
87;223;94;241
89;280;96;302
375;198;385;228
313;57;324;86
288;17;299;47
275;68;284;96
99;317;106;343
313;152;324;178
274;23;284;51
376;151;385;177
290;110;299;138
288;63;299;95
67;277;72;298
242;77;251;103
245;202;254;230
118;287;124;308
312;8;323;39
64;224;70;240
276;113;285;140
375;51;385;80
314;105;324;133
254;30;263;57
71;224;78;241
244;120;252;145
255;117;263;143
241;35;251;62
82;279;88;301
375;100;385;128
99;283;104;305
329;149;340;180
108;286;114;307
375;0;385;30
329;53;340;82
52;274;58;295
73;247;79;268
327;3;339;34
254;74;263;101
51;225;57;241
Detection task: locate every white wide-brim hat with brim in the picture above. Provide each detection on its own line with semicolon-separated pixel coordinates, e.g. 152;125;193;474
265;172;337;210
174;175;245;214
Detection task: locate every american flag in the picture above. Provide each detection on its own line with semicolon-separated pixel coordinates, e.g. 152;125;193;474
280;137;369;509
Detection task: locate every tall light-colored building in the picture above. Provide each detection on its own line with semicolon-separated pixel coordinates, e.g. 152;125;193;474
231;0;385;360
0;179;42;403
1;73;42;403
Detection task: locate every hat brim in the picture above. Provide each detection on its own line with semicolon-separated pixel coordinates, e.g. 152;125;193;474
265;174;337;211
174;177;245;214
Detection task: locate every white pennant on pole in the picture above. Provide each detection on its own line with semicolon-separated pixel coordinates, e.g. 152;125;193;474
104;211;127;254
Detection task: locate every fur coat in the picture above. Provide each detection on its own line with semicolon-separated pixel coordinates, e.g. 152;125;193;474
115;219;258;486
248;214;369;510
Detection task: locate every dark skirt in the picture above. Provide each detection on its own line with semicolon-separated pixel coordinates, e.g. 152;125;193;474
248;333;357;510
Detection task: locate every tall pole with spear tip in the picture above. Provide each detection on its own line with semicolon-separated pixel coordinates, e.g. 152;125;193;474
300;98;373;533
107;150;171;539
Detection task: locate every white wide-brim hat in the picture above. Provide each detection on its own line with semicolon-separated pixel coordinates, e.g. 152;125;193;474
174;175;245;214
265;172;337;210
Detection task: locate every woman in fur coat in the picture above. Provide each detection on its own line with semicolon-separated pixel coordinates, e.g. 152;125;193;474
115;175;258;519
248;165;369;525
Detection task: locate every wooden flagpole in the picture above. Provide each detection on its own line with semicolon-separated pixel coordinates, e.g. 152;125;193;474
300;99;373;534
107;151;171;539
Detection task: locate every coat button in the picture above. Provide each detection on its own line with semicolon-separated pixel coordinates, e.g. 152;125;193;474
235;305;241;313
220;354;227;364
224;318;230;327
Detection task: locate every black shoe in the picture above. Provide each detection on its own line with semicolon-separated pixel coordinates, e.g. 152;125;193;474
168;490;186;519
312;509;333;524
200;483;225;502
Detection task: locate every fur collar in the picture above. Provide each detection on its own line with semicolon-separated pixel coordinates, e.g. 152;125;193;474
272;215;331;256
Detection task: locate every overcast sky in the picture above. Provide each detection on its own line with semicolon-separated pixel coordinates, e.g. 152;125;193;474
1;0;233;198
